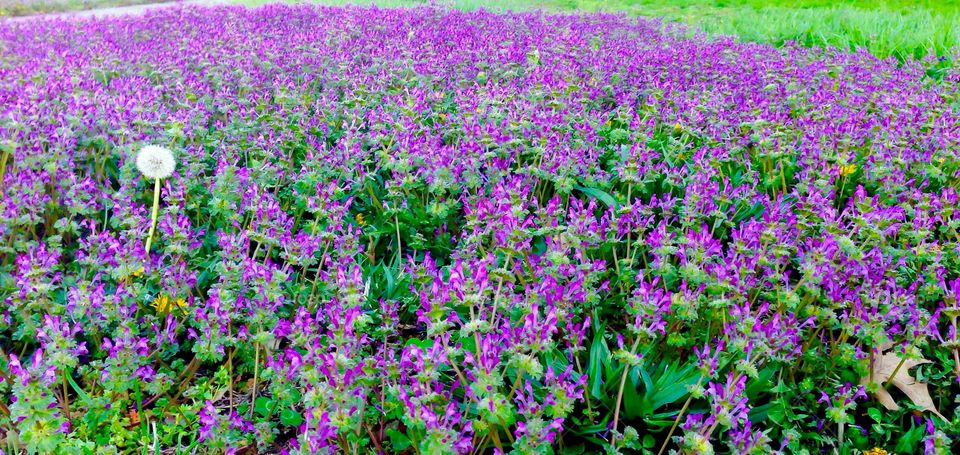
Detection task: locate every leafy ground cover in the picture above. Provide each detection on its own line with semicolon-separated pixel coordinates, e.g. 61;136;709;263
1;3;960;454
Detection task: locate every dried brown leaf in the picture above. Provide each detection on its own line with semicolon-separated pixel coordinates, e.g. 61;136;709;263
862;343;945;420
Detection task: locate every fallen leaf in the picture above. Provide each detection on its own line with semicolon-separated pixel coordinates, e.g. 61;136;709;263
126;409;140;429
862;343;945;420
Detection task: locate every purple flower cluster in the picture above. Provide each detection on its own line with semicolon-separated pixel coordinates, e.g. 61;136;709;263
0;3;958;453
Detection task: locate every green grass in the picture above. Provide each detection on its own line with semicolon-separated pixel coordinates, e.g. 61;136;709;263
583;1;960;62
691;6;959;63
235;0;960;63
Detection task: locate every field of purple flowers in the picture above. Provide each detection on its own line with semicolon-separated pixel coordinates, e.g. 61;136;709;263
0;3;959;454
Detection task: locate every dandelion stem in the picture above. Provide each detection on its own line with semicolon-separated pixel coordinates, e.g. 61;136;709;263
144;177;161;254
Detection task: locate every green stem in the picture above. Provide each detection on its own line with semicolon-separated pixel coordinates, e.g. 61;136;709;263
145;177;161;254
838;421;845;449
882;354;908;390
134;379;147;441
0;147;9;189
610;336;642;450
60;371;70;422
395;214;402;273
658;375;704;455
249;343;260;420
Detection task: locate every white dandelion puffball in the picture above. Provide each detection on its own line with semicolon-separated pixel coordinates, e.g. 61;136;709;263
136;145;176;179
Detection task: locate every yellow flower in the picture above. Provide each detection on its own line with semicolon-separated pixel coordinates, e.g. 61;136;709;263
123;267;145;281
152;295;188;314
840;163;858;177
355;213;366;226
864;448;892;455
152;295;170;313
674;122;682;131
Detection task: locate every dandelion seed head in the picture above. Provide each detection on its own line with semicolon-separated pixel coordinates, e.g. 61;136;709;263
136;145;176;179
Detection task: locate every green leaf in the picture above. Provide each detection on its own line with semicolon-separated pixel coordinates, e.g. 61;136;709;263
573;418;611;435
280;408;304;427
768;404;786;425
588;328;610;400
748;402;773;423
404;338;434;350
384;262;396;297
386;428;412;451
575;186;619;210
867;407;883;423
647;359;698;410
638;365;654;396
622;376;649;418
895;423;925;453
642;434;656;449
743;366;776;399
66;374;93;402
254;396;273;417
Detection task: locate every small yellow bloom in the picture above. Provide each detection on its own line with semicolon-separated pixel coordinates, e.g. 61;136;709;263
355;213;366;225
124;267;145;281
674;122;682;131
152;295;170;313
840;163;858;177
152;295;188;314
864;448;892;455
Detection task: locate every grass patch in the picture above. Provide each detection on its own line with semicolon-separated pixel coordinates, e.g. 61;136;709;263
236;0;960;62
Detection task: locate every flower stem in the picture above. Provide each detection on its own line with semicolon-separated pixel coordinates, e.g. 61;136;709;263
0;147;9;189
134;379;147;440
883;354;908;389
610;336;642;450
60;370;70;421
658;373;704;455
658;388;693;455
144;177;161;254
249;343;260;420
